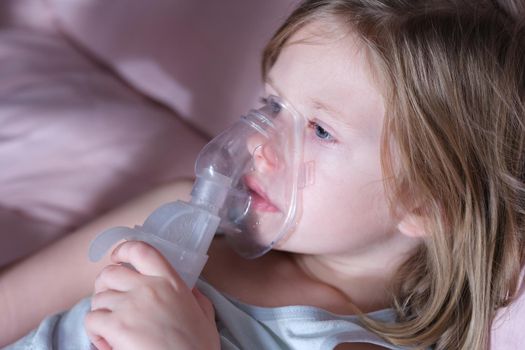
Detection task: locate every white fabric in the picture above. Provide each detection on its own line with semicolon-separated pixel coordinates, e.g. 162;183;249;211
4;279;417;350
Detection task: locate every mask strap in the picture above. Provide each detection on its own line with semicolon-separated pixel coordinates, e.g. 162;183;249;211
251;143;264;173
251;143;263;157
298;161;315;189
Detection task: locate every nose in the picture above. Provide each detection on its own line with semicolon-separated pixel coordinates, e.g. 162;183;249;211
247;133;279;174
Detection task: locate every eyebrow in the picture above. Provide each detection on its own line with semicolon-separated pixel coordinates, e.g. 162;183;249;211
265;76;356;131
266;76;336;116
310;98;340;119
309;97;356;130
264;76;282;96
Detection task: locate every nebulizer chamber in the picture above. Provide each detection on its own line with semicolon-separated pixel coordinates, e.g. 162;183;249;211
89;95;308;288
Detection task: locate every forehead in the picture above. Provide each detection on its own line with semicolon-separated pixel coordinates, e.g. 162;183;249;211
266;22;384;134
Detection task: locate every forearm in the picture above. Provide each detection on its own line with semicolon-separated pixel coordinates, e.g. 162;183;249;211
0;225;110;346
0;179;193;347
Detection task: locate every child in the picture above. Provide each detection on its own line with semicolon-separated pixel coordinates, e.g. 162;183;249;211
5;0;525;349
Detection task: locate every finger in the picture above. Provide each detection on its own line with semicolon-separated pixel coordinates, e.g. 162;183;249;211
193;288;215;323
91;290;126;312
111;241;184;287
85;309;113;350
94;264;143;294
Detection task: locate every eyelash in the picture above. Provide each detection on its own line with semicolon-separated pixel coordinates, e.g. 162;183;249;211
260;96;336;144
308;120;336;144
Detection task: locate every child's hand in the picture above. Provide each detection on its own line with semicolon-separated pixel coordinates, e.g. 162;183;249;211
84;241;220;350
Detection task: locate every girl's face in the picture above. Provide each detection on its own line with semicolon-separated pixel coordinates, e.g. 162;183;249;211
261;24;401;257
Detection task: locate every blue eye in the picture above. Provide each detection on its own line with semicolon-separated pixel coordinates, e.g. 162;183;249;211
308;121;334;142
315;125;330;139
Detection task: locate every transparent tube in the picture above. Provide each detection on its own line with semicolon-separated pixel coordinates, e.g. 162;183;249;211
89;169;230;288
88;95;311;285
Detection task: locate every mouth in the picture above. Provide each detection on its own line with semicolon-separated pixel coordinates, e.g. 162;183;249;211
243;176;280;213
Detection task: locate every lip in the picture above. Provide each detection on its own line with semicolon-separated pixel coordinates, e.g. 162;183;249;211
243;176;280;213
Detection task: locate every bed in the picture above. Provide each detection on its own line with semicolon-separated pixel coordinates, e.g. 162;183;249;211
0;0;522;348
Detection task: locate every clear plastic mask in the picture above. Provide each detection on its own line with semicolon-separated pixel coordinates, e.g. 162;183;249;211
195;95;314;258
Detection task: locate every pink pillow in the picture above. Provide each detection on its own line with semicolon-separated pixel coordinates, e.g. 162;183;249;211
47;0;299;136
0;28;206;265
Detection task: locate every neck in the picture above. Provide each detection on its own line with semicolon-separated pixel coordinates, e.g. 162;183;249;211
291;236;420;313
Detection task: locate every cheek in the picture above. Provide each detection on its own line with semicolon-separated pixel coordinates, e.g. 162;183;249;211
308;147;385;211
283;154;395;253
305;168;388;224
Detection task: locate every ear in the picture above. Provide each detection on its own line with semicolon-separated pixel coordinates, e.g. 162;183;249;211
397;213;427;237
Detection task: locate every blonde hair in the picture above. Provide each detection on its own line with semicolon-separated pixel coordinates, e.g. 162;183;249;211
262;1;525;349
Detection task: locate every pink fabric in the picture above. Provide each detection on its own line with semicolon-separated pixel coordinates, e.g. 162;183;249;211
47;0;299;136
0;0;56;34
0;28;206;265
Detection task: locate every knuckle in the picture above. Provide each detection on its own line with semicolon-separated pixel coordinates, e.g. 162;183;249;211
141;283;160;299
99;264;119;279
96;266;116;284
129;241;155;260
94;265;123;292
140;282;168;303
